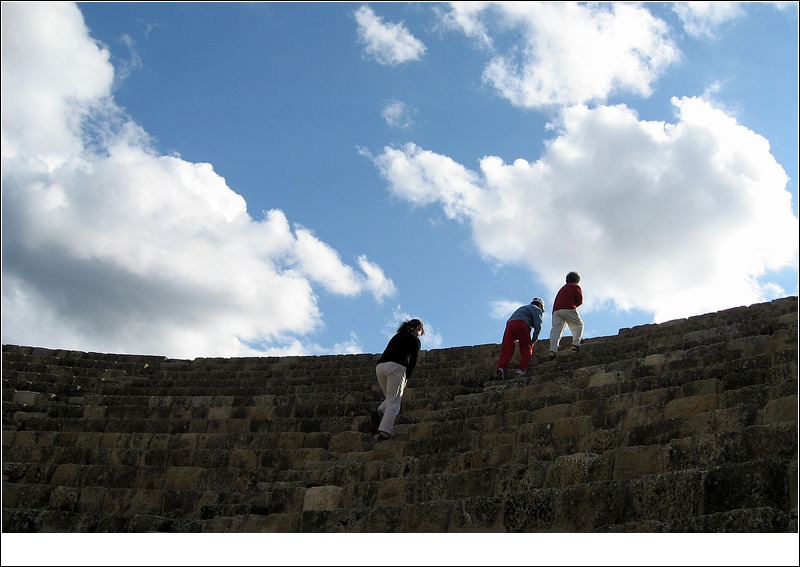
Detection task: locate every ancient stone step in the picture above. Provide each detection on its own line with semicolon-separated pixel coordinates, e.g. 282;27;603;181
1;296;796;533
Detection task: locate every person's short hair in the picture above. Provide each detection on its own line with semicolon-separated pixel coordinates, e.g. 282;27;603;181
566;271;580;284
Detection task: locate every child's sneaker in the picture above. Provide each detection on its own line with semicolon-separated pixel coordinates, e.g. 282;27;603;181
375;431;392;442
495;368;505;380
514;369;526;376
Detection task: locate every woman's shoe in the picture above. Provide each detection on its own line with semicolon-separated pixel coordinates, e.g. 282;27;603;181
370;410;382;433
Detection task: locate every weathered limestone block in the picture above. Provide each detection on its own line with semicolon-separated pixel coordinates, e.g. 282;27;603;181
211;395;235;407
484;444;528;468
588;371;624;389
684;325;741;344
50;463;81;487
225;419;249;434
759;395;798;425
608;392;642;412
573;363;606;379
495;462;548;496
399;500;453;532
207;406;234;420
503;488;558;532
640;387;672;406
704;460;790;513
2;430;20;446
665;393;720;420
338;480;378;509
76;486;106;514
612;445;668;480
406;422;434;440
578;428;621;454
672;507;795;532
630;469;704;522
200;515;247;533
727;334;771;354
552;416;591;438
449;467;499;499
408;473;452;503
643;351;685;368
532;403;572;423
605;357;641;373
12;390;40;406
303;485;343;511
449;496;504;532
622;404;664;431
245;404;275;420
544;452;601;489
553;480;634;531
83;406;106;419
374;477;408;507
480;429;516;449
129;488;165;515
290;448;329;469
228;449;258;470
148;433;171;450
680;379;722;396
162;466;204;491
677;405;729;441
329;431;372;453
2;461;30;484
741;423;798;461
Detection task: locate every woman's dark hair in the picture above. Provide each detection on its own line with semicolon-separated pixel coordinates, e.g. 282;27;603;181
566;271;580;284
399;318;425;335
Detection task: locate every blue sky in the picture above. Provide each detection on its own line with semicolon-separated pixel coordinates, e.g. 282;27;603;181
2;2;798;361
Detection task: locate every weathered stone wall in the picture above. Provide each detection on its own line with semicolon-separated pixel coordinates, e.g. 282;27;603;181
2;296;797;533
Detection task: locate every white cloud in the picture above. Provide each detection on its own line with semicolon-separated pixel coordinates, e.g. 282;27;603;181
382;100;415;129
436;2;494;49
370;97;799;325
354;5;426;66
490;299;522;320
672;1;746;39
441;2;681;107
384;305;442;351
356;255;398;302
1;2;395;359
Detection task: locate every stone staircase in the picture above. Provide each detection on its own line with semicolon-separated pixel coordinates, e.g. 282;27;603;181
2;296;797;533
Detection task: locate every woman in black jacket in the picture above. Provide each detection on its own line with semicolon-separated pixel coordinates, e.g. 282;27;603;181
371;318;424;441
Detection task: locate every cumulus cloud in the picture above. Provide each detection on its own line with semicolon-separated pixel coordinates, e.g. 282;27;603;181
384;305;442;351
441;2;681;108
354;4;426;66
369;97;798;324
382;100;416;129
672;1;746;39
1;2;395;359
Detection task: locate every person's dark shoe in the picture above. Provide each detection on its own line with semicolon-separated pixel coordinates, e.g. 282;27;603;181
571;344;581;352
548;352;557;361
370;410;382;433
375;431;392;442
496;368;505;380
